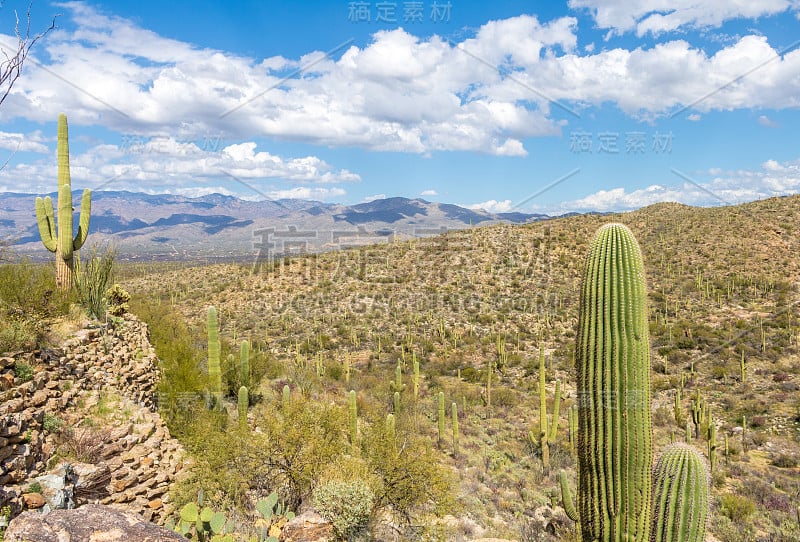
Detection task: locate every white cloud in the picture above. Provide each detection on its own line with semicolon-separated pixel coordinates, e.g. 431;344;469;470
420;189;438;196
467;199;513;213
0;131;49;154
687;113;701;121
0;136;359;196
569;0;794;36
1;2;798;159
758;114;780;128
559;158;800;211
363;194;386;201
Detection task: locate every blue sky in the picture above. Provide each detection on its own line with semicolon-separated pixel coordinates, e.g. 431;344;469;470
0;0;799;214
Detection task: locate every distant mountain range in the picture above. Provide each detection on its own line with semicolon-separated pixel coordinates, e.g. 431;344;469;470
0;191;555;260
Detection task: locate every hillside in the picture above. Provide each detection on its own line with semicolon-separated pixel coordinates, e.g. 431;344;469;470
118;194;800;541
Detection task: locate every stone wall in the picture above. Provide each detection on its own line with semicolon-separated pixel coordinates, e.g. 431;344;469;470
0;314;188;525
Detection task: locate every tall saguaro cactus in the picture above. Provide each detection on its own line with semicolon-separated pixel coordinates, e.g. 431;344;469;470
575;223;653;542
207;306;223;408
35;113;91;291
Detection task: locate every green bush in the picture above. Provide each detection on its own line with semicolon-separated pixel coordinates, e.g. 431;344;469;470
0;259;73;352
74;245;116;320
312;479;374;540
13;361;33;383
720;493;756;524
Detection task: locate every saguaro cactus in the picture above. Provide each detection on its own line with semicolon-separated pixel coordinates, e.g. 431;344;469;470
452;402;459;458
575;223;652;542
437;391;445;448
651;443;710;542
240;340;250;390
35;113;91;291
207;306;223;408
349;390;358;447
238;386;249;430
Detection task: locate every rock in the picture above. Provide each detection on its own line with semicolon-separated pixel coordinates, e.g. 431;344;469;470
0;372;13;390
280;510;334;542
5;504;186;541
21;493;46;509
73;462;112;501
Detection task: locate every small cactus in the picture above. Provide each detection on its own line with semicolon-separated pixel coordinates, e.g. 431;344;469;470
651;443;710;542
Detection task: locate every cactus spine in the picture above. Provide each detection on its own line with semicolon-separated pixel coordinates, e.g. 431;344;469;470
240;340;250;390
35;113;91;291
207;306;223;408
575;223;652;542
238;386;248;430
651;444;710;542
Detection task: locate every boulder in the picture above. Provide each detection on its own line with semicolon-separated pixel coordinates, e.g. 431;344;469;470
4;504;186;541
280;509;334;542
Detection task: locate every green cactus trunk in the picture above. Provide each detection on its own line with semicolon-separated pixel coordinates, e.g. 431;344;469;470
240;340;250;390
282;384;291;410
539;346;550;469
575;223;653;542
35;113;91;291
207;306;223;408
238;386;248;430
452;402;459;458
437;391;445;449
651;443;710;542
349;390;358;447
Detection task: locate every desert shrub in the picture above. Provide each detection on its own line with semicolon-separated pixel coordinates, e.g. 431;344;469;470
772;454;798;469
720;493;756;524
130;295;207;436
491;387;520;408
360;411;455;520
13;361;33;383
0;259;73;351
74;245;116;320
312;479;374;540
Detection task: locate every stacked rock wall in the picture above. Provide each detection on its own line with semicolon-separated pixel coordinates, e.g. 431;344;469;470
0;315;187;524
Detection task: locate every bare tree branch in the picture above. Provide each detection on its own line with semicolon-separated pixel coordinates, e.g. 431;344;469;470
0;2;58;107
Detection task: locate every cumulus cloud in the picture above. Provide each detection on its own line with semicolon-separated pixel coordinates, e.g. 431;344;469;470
0;136;359;196
420;189;438;196
0;131;49;154
467;199;513;213
559;158;800;212
1;2;798;158
363;194;387;201
568;0;794;36
687;113;701;121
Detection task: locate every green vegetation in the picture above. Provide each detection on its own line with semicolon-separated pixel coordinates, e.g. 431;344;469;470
93;195;800;539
